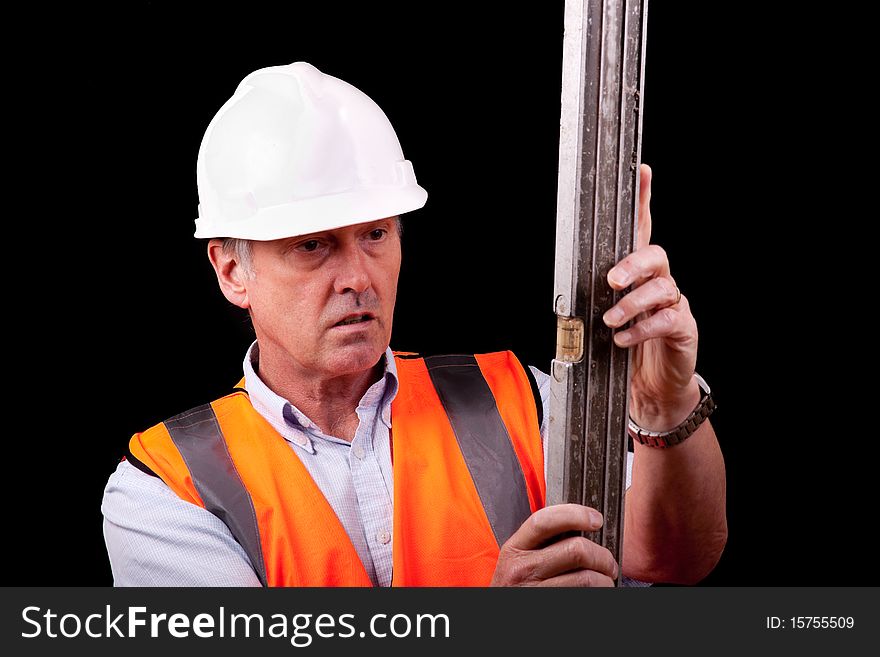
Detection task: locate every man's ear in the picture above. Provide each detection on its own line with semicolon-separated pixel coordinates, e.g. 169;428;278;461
207;239;251;309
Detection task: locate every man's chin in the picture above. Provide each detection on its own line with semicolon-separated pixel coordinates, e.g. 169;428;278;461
321;342;388;376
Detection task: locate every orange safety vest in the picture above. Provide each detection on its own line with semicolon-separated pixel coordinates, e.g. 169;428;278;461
126;351;545;586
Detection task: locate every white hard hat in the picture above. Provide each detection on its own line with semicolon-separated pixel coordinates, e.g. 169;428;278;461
194;62;428;240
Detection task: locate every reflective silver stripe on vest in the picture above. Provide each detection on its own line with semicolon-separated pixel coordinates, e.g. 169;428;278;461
163;403;268;587
424;354;532;547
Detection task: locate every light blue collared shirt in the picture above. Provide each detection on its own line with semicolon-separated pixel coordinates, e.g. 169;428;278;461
102;342;642;586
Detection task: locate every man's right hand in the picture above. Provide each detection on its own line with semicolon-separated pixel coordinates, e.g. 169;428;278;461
489;503;619;587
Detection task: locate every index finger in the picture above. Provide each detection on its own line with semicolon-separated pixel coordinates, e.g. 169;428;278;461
505;504;603;551
636;163;653;250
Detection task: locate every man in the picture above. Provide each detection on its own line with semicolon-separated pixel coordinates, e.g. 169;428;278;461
102;62;727;587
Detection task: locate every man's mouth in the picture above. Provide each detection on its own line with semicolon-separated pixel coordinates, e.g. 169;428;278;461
333;314;375;327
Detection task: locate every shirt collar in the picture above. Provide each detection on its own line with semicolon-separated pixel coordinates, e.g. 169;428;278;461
242;341;399;451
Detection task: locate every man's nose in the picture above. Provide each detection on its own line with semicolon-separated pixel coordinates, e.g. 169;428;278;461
333;243;371;295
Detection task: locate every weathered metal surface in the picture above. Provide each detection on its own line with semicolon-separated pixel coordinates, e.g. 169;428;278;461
547;0;649;585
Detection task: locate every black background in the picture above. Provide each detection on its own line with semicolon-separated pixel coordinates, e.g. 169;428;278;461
9;2;864;586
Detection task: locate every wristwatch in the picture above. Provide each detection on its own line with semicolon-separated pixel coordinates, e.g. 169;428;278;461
627;373;715;448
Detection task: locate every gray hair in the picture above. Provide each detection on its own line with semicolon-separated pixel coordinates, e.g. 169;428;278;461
220;237;255;278
221;216;403;279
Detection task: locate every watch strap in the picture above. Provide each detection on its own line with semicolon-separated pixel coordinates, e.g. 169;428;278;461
628;374;715;448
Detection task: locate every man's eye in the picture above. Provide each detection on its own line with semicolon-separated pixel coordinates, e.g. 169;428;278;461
299;240;320;252
369;229;387;240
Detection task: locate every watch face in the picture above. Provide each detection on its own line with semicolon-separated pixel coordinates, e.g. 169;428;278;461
695;373;711;396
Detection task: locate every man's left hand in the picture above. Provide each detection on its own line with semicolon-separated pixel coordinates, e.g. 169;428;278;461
601;164;700;428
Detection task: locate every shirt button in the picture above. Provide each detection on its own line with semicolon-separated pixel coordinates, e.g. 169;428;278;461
377;530;391;545
352;445;365;460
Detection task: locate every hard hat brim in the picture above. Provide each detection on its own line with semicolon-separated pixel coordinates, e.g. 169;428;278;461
194;185;427;240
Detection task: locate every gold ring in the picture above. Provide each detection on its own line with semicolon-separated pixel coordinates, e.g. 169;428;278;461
674;285;682;305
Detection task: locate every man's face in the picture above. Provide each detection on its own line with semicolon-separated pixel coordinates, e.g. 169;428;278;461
244;217;401;378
